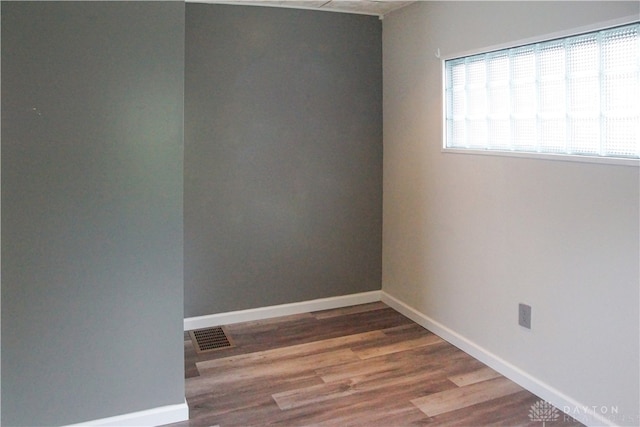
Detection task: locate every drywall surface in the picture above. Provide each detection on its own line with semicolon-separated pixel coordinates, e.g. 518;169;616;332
382;1;639;424
1;2;185;425
185;4;382;317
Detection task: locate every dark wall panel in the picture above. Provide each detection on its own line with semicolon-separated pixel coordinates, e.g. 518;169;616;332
1;2;185;425
185;4;382;316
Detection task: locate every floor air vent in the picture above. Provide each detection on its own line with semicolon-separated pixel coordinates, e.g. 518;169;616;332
189;327;234;353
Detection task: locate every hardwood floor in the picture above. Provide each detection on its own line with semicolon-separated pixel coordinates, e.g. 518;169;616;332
167;302;583;427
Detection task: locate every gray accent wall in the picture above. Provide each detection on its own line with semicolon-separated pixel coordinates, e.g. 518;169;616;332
185;4;383;317
1;2;185;425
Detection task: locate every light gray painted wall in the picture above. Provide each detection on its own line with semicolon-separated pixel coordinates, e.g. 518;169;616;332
185;4;383;317
1;2;185;425
382;1;639;424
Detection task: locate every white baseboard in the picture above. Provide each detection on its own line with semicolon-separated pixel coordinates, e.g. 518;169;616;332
380;291;615;427
184;290;382;331
64;398;189;427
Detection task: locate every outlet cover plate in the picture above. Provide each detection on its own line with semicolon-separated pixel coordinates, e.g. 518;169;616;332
519;303;531;329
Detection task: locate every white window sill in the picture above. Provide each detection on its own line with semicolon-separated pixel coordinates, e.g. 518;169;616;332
442;147;640;167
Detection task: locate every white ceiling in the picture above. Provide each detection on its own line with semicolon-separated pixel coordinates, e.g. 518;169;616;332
189;0;416;17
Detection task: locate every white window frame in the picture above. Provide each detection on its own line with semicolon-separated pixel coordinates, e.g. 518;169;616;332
441;16;640;167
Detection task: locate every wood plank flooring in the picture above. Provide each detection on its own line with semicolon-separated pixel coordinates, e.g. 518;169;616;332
166;302;584;427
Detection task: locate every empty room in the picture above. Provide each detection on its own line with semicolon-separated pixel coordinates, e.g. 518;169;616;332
1;1;638;426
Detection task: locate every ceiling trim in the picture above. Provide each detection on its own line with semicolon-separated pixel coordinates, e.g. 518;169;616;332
185;0;412;18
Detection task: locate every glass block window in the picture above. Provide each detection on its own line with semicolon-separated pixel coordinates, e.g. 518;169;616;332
445;23;640;160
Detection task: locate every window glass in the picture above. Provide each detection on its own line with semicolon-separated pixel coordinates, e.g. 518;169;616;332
445;23;639;160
